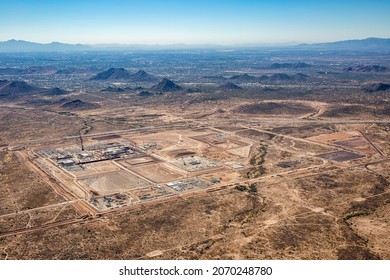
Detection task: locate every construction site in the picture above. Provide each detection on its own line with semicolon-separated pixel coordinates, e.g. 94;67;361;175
4;120;385;220
19;128;255;214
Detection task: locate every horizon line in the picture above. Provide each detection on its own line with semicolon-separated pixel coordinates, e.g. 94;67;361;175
2;37;390;47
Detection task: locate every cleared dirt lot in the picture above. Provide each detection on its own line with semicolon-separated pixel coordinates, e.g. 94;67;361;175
72;161;121;177
127;163;186;183
78;170;152;195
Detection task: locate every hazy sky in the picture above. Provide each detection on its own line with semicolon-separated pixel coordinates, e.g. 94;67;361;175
1;0;389;45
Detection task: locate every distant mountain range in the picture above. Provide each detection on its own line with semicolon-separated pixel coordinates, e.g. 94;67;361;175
0;39;91;52
343;65;389;73
296;38;390;51
268;62;311;69
226;73;309;83
0;38;390;52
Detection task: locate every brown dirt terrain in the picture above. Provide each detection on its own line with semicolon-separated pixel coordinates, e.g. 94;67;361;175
235;129;273;141
268;124;337;139
1;163;388;260
0;94;389;260
0;151;64;215
0;107;83;144
349;203;390;259
233;102;315;116
321;104;390;118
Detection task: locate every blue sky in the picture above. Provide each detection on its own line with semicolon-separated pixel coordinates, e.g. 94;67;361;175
0;0;389;44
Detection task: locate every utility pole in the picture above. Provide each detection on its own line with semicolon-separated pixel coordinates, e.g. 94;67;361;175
79;131;84;151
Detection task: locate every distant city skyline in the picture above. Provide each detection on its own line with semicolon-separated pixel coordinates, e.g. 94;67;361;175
1;0;390;45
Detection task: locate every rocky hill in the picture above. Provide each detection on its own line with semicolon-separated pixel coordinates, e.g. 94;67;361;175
228;74;258;82
344;65;389;73
46;87;69;96
218;82;242;90
91;68;158;82
129;70;159;82
90;68;132;80
60;99;100;110
363;83;390;92
151;78;182;92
